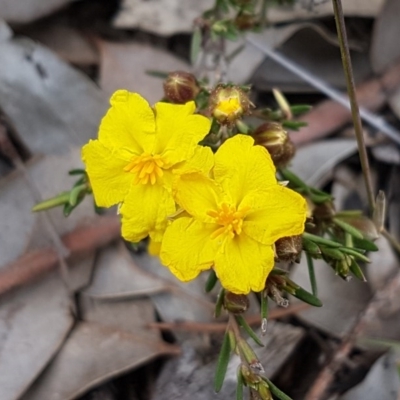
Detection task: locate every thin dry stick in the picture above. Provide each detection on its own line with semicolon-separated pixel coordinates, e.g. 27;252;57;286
148;303;309;333
332;0;375;213
304;1;377;398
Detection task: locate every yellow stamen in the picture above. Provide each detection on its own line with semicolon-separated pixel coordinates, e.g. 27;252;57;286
124;153;165;185
207;203;250;240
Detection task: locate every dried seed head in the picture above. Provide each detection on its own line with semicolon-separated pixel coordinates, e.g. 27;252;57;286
224;292;250;314
275;235;303;262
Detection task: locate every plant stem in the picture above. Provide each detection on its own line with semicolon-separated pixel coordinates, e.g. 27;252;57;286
332;0;375;213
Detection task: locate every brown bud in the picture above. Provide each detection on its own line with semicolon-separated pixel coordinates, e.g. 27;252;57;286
234;12;256;30
275;235;302;262
209;85;253;125
252;122;295;168
224;292;250;314
163;71;200;104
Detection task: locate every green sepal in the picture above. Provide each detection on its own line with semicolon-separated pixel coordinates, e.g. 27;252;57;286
205;270;218;293
214;330;232;392
263;377;293;400
236;315;264;347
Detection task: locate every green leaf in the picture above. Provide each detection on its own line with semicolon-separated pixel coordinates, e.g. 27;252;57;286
190;27;202;65
302;232;342;248
236;315;264;347
349;258;366;281
353;237;379;252
145;70;169;79
68;168;86;176
215;288;225;318
333;218;364;239
339;247;370;263
279;168;309;192
290;104;312;115
286;279;322;307
68;184;87;207
306;252;318;296
32;191;70;212
282;120;308;131
236;368;244;400
214;331;232;392
263;378;293;400
320;246;345;260
302;238;321;256
205;270;218;293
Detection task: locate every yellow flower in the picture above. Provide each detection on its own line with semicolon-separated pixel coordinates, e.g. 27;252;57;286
160;134;307;294
82;90;211;242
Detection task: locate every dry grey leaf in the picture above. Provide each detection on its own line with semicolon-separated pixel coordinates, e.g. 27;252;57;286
371;0;400;74
0;273;73;400
97;40;189;104
133;253;216;326
19;16;99;66
113;0;214;35
0;37;107;156
22;321;179;400
267;0;384;23
289;139;358;187
252;27;371;93
339;352;400;400
0;0;71;24
154;322;304;399
290;258;372;337
82;242;167;300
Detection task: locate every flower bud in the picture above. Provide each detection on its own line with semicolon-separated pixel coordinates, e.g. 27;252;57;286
234;12;256;30
252;122;295;168
163;71;200;104
275;235;302;262
209;85;252;125
257;382;273;400
223;292;250;314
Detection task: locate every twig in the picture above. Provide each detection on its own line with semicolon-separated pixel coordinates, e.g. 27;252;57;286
147;303;309;333
0;215;120;296
332;0;375;213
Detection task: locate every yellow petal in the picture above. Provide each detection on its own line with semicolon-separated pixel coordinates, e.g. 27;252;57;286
120;183;175;243
174;172;223;222
214;234;274;294
174;145;214;176
153;101;211;167
242;186;307;245
98;90;156;153
148;239;161;256
82;140;132;207
214;134;277;206
160;217;216;282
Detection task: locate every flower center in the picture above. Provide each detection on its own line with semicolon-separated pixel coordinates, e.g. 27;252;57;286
207;203;250;240
215;98;242;116
124;153;165;185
